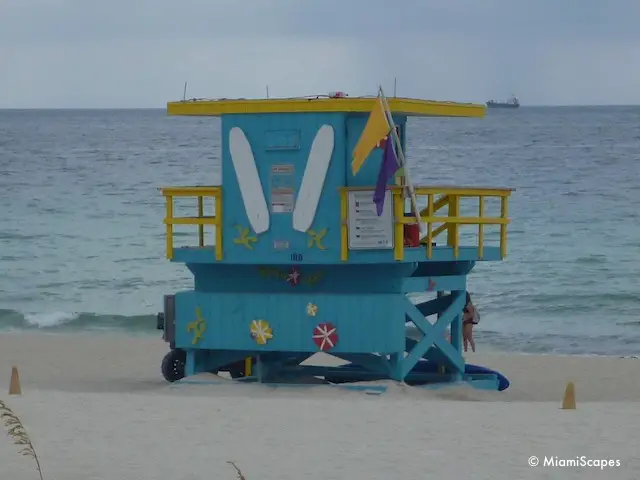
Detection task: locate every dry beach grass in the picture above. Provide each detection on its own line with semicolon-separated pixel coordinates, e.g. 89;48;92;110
1;332;640;479
2;395;249;480
1;398;44;480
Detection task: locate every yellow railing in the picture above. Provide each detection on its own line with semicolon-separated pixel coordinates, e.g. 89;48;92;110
160;184;511;263
160;186;223;260
340;186;513;261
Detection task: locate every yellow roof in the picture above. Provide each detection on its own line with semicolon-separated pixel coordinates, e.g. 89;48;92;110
166;96;484;118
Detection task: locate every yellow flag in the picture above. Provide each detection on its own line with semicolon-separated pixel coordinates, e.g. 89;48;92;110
351;95;389;175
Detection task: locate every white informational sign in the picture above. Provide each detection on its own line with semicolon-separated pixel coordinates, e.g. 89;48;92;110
347;190;394;250
270;164;295;213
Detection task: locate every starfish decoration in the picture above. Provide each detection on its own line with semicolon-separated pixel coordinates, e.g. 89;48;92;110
428;278;436;291
306;303;318;317
233;225;258;250
307;228;327;250
286;267;301;286
187;307;207;345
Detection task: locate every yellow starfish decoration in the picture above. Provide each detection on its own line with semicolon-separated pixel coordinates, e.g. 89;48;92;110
233;225;258;250
187;307;207;345
306;228;327;250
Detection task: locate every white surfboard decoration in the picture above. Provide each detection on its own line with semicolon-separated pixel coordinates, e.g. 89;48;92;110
229;127;270;234
292;124;335;232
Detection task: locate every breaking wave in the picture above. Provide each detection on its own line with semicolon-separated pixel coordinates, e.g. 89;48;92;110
0;308;157;332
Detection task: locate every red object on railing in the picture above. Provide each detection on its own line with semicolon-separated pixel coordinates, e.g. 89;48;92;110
404;223;420;247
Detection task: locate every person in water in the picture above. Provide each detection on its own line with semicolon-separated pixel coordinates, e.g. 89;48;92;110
462;291;479;353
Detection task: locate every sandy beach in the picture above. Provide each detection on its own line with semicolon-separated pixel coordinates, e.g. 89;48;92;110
1;332;639;479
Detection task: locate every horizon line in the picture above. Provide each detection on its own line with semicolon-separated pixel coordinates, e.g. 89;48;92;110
1;103;640;110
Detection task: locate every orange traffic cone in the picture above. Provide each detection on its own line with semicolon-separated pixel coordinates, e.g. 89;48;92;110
561;381;575;410
9;366;21;395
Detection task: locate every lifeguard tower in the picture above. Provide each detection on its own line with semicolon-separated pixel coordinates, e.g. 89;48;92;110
156;90;513;392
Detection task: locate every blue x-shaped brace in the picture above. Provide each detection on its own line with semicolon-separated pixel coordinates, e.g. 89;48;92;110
400;291;466;379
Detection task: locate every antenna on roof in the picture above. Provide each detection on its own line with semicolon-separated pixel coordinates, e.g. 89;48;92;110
183;81;188;101
393;78;397;97
266;85;270;99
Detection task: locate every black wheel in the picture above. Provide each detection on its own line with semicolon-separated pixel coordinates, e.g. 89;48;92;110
161;349;186;383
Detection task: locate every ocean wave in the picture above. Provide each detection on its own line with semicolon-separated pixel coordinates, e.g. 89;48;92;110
574;254;608;264
486;291;640;314
0;308;156;332
477;329;640;356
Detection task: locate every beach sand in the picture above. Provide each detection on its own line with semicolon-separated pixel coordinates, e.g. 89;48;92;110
1;333;639;479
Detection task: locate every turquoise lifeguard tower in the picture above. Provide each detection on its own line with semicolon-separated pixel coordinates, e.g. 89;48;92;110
156;90;513;392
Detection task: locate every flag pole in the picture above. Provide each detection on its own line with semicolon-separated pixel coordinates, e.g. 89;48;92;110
378;85;424;236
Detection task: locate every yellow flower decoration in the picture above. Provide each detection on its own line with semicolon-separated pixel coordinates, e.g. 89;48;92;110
250;319;273;345
306;303;318;317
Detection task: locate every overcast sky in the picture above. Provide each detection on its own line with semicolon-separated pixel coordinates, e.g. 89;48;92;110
2;0;640;108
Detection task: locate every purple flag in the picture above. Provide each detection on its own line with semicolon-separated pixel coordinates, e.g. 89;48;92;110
373;133;399;216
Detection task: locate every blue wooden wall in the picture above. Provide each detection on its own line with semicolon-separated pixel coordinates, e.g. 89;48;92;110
218;112;408;266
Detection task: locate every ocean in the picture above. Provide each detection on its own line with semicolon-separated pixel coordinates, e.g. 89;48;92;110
1;106;639;355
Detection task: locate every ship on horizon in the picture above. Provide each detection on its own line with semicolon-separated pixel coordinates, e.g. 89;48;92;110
486;95;520;109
